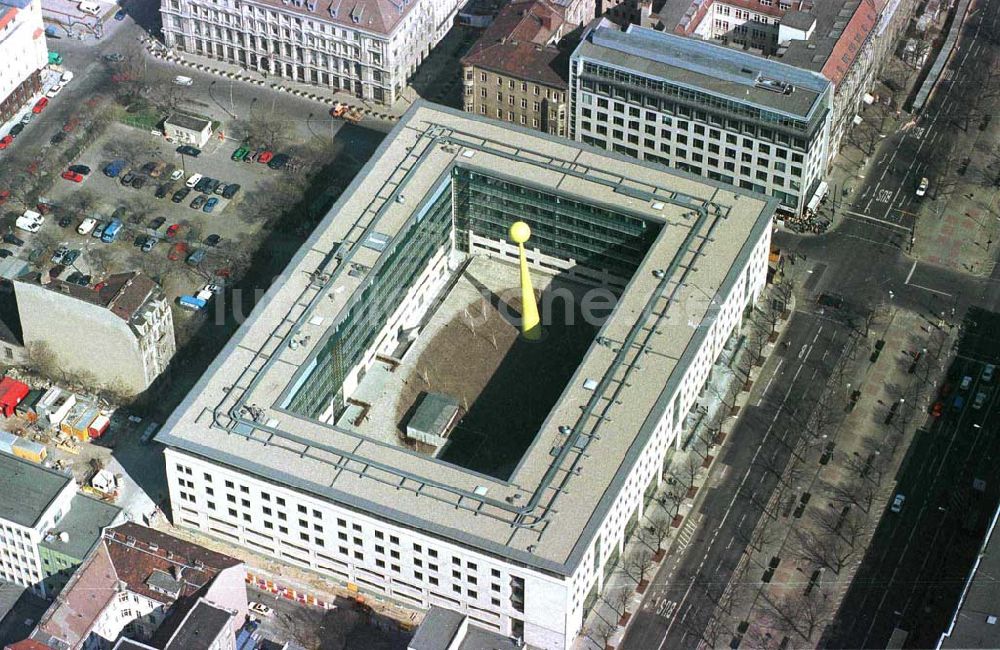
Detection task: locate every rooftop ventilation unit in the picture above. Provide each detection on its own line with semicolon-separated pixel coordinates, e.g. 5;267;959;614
754;76;794;95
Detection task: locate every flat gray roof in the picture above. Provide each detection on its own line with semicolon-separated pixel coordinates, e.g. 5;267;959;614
40;494;122;561
409;606;465;650
574;25;830;122
165;600;232;650
0;452;71;529
158;101;775;575
939;505;1000;649
165;113;211;133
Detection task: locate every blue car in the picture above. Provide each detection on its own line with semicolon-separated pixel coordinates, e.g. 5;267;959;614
202;197;219;213
114;8;126;20
103;159;126;177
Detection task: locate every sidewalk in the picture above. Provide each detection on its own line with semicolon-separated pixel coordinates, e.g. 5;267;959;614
573;284;795;650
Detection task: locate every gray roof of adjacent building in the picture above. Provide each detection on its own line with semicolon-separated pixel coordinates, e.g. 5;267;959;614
574;24;831;122
938;504;1000;649
39;494;123;561
163;599;233;650
409;607;523;650
0;452;71;529
164;113;212;133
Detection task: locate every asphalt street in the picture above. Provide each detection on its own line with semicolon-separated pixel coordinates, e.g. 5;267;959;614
622;309;852;650
821;316;1000;648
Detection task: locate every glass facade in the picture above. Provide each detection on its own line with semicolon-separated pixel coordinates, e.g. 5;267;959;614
287;168;660;420
287;182;454;418
453;167;659;279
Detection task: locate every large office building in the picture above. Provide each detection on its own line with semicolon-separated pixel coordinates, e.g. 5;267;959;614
0;0;48;124
158;102;776;649
159;0;467;105
570;24;832;215
656;0;918;183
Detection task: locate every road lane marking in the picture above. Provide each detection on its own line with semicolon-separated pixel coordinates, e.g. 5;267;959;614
905;260;917;284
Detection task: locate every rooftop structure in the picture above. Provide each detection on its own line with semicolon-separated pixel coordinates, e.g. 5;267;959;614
33;523;246;650
409;606;523;650
162;599;234;650
159;101;775;648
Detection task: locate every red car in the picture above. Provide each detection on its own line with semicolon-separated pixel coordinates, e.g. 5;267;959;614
32;97;48;113
167;242;188;261
0;135;12;149
111;73;132;83
165;224;180;238
62;118;80;133
60;170;83;183
257;151;274;164
35;203;52;215
0;191;9;205
931;401;944;418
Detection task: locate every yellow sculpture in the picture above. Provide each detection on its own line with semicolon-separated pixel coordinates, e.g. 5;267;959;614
510;221;541;340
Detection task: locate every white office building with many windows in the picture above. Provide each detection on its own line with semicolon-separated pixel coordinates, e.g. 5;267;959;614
159;0;467;105
569;24;833;215
158;103;776;649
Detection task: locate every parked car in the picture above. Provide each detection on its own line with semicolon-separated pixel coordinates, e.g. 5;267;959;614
176;145;201;157
9;123;24;137
141;237;157;253
62;249;80;265
45;84;64;98
57;216;72;228
973;391;988;410
114;8;126;20
891;493;905;513
149;216;166;230
205;234;221;247
187;249;206;266
66;272;91;286
31;97;48;114
267;153;290;170
102;53;124;62
916;177;929;197
62;118;80;133
170;169;184;181
2;233;23;247
204;179;221;194
257;151;274;164
171;187;191;203
203;197;218;213
232;145;250;161
185;173;203;189
49;264;65;279
140;162;158;175
60;170;84;183
155;184;172;199
51;245;69;264
77;218;97;235
248;602;272;617
221;183;240;199
104;160;126;177
984;364;996;383
190;195;207;210
166;224;180;238
194;177;212;193
49;131;66;145
167;242;187;260
67;164;90;175
131;175;146;189
0;249;12;259
92;221;106;239
0;135;13;149
119;171;135;185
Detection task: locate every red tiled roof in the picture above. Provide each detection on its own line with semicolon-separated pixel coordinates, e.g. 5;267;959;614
820;0;877;84
0;8;17;31
29;271;159;323
104;523;241;603
6;641;55;650
462;0;569;87
35;543;120;648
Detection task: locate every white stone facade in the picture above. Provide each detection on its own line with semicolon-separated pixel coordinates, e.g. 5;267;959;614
163;222;771;649
159;0;466;105
0;479;74;598
0;0;48;123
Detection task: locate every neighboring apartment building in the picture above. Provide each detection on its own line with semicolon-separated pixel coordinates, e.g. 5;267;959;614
657;0;919;179
570;24;833;215
0;452;122;599
14;272;176;396
0;0;47;125
159;0;467;105
550;0;594;25
461;0;571;137
157;103;776;650
32;523;247;650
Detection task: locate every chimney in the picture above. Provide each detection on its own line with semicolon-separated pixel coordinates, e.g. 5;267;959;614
172;565;183;581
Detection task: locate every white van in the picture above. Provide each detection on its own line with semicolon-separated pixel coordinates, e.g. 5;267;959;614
79;1;101;16
60;70;74;83
185;173;203;189
172;75;194;86
15;211;43;233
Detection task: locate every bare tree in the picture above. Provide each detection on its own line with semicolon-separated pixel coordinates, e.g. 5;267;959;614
607;585;632;618
62;188;99;218
24;341;59;380
684;453;702;488
809;505;867;551
760;584;832;643
822;475;878;514
793;527;854;575
103;137;156;168
658;479;686;518
588;619;616;650
644;513;673;553
626;548;654;585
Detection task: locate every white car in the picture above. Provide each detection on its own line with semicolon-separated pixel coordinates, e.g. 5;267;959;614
916;177;929;197
46;84;64;98
201;283;223;295
61;70;74;83
77;217;97;235
170;169;184;181
891;493;905;513
248;602;272;617
185;173;203;189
